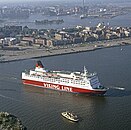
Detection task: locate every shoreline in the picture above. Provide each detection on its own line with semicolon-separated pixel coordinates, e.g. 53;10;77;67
0;37;131;63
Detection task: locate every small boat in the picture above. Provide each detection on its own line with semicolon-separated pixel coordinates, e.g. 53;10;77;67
61;111;79;122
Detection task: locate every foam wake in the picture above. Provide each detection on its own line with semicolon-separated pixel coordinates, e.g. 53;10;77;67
108;86;125;90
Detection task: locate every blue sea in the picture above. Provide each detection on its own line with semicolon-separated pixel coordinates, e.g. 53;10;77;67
0;45;131;129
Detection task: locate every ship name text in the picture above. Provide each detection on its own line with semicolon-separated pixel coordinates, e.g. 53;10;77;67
43;83;72;92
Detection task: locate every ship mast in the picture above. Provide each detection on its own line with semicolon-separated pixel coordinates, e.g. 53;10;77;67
83;66;88;78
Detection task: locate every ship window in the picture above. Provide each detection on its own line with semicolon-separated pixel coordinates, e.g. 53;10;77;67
71;80;73;83
57;79;59;82
81;82;85;85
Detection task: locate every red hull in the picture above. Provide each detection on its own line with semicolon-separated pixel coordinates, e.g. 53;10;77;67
22;79;107;95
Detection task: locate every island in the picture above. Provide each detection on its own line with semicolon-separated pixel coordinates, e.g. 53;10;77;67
35;19;64;25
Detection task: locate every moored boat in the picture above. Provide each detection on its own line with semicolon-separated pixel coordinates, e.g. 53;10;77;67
61;111;79;122
22;61;108;95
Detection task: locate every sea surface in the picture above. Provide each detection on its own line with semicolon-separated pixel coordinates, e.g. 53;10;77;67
1;10;131;29
0;45;131;130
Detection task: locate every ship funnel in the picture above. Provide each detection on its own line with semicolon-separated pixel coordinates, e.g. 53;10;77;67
36;60;44;68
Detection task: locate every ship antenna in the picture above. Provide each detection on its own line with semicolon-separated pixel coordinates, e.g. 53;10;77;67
83;0;85;14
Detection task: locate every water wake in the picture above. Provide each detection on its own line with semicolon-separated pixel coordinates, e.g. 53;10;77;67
108;86;125;90
0;74;18;80
0;94;24;103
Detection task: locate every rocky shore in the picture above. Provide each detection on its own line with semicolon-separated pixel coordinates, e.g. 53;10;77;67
0;112;27;130
0;38;131;63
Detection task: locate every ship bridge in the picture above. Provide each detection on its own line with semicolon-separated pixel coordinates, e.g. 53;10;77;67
53;70;82;79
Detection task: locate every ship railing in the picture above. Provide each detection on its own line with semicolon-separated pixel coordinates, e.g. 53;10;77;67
23;69;29;74
87;72;97;77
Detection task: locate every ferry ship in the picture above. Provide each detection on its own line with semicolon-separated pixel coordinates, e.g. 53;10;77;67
22;61;108;95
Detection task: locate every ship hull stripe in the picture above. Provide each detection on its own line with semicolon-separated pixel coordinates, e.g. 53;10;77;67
22;79;106;95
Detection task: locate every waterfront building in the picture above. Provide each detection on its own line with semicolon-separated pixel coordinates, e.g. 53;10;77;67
22;36;35;43
35;38;47;46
